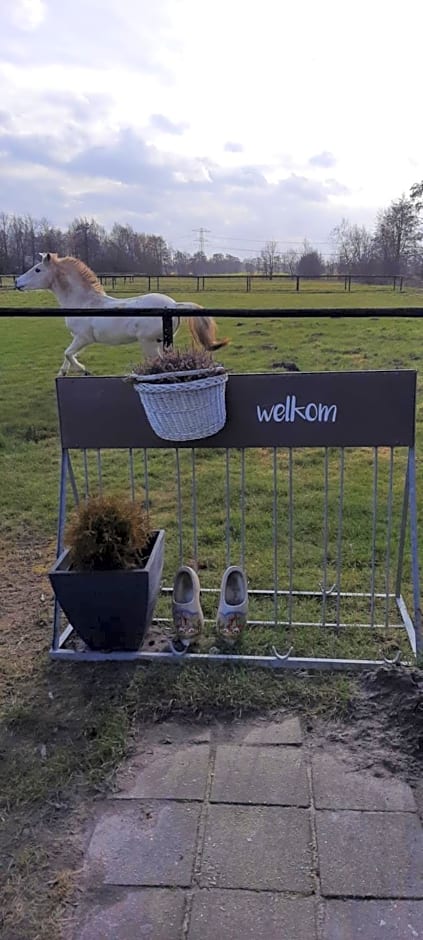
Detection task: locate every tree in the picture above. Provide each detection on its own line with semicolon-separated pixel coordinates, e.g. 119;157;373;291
372;196;422;274
260;240;279;278
330;218;374;274
297;250;324;277
66;217;106;268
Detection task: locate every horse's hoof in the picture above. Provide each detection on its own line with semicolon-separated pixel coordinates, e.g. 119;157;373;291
83;370;92;376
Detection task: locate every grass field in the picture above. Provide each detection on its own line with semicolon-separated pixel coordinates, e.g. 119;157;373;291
1;282;423;938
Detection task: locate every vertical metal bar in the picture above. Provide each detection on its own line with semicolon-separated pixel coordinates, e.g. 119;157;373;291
321;448;329;627
335;448;345;628
53;449;69;650
407;447;422;654
67;453;80;507
56;450;69;557
240;449;246;570
175;448;183;565
272;448;278;626
191;449;198;565
384;448;394;628
288;448;294;626
225;449;230;567
128;448;135;501
83;449;89;499
395;459;410;598
96;449;103;494
143;449;150;512
370;447;378;628
162;313;174;349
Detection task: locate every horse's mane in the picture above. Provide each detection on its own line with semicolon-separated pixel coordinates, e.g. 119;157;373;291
53;255;105;295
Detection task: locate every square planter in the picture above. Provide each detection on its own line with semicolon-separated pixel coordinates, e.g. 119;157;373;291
50;529;165;651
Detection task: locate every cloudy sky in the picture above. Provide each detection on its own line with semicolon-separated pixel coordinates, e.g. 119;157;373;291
1;0;422;257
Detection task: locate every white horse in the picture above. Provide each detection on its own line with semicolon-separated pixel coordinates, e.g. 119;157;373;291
15;252;228;375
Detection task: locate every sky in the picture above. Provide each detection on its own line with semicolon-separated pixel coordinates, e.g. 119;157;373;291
1;0;422;258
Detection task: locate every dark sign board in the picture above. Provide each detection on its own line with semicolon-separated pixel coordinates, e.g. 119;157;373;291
56;370;416;450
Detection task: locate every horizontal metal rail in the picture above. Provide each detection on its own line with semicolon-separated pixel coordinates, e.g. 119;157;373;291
2;307;423;318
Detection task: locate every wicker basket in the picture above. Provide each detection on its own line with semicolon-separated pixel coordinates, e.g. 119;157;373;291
132;367;228;442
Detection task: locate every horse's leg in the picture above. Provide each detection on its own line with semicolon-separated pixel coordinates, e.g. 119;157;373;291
58;335;90;376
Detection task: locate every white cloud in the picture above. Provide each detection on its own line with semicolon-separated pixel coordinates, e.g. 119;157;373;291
4;0;47;31
0;0;422;253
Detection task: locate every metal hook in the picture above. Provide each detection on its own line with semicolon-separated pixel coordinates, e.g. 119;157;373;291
271;645;294;661
382;649;402;665
319;581;337;597
167;639;189;657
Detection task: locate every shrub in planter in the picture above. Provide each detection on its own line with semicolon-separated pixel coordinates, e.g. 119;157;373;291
127;347;228;442
49;495;165;652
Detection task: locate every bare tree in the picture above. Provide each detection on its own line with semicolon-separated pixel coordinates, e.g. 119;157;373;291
260;240;279;279
331;218;374;274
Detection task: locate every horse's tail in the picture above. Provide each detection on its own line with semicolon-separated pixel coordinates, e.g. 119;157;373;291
175;302;229;351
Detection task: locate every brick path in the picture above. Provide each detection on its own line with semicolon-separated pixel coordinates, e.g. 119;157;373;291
72;717;423;939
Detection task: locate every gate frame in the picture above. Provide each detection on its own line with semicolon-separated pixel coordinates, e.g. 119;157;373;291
50;364;422;671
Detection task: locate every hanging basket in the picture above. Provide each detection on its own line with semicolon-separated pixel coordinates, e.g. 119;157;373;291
131;367;228;442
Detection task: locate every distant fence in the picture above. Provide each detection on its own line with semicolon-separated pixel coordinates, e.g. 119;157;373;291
0;271;411;294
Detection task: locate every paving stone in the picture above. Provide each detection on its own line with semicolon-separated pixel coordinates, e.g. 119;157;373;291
211;745;309;806
242;717;303;745
201;804;313;892
316;810;423;898
114;744;210;800
76;887;186;940
323;899;423;939
312;753;417;812
139;720;211;746
85;801;200;886
214;716;303;745
188;890;317;940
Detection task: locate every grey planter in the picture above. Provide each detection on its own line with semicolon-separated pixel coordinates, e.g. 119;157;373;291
49;530;165;651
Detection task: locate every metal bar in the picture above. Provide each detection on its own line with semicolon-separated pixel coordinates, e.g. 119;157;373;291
128;448;135;501
225;448;230;567
396;595;417;654
4;307;423;318
158;615;405;630
407;447;422;654
175;448;183;565
321;448;329;627
83;449;89;499
49;649;410;671
370;447;378;627
161;586;396;599
395;458;410;598
335;448;345;628
162;312;174;349
288;448;294;626
96;449;103;494
191;449;198;564
67;452;80;507
143;449;150;512
384;448;394;629
272;447;278;626
240;449;246;570
52;449;69;651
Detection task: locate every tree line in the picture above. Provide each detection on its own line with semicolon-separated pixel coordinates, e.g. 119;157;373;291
1;183;423;278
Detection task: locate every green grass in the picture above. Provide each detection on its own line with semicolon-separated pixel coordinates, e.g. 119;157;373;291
1;282;422;938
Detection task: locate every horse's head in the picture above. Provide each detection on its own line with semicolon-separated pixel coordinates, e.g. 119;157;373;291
15;252;57;291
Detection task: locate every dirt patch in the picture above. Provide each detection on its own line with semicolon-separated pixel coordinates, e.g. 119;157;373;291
309;666;423;806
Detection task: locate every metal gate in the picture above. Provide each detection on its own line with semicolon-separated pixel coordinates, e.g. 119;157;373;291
51;369;421;669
